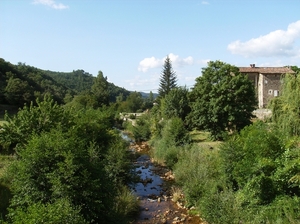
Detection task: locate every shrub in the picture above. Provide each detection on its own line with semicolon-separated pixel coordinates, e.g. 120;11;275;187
8;198;87;224
113;186;139;222
174;145;225;207
151;117;191;168
132;114;151;142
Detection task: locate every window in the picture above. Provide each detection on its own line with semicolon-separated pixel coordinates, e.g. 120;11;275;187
268;89;273;95
274;90;279;97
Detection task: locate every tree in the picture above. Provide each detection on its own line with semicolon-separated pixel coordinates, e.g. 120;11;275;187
4;76;33;106
125;91;143;112
0;95;72;152
161;86;191;121
188;60;257;140
8;128;117;223
91;71;109;107
270;74;300;137
158;55;177;98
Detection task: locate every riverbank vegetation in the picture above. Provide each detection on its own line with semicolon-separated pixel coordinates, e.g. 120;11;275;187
130;72;300;223
0;96;139;223
1;57;300;223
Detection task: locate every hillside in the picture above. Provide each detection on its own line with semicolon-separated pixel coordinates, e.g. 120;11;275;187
0;58;134;106
0;58;74;106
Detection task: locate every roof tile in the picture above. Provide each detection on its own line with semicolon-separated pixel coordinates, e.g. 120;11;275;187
239;67;295;74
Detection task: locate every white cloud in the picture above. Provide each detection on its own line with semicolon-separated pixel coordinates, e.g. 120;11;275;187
124;74;159;92
32;0;69;10
201;1;209;5
138;53;194;72
228;20;300;58
138;57;163;72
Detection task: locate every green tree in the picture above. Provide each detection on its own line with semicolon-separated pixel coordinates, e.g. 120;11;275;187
0;95;72;152
66;91;98;110
270;74;300;137
161;86;190;121
188;60;257;140
8;128;117;223
9;198;87;224
4;77;33;106
91;71;109;107
158;55;177;98
289;65;300;74
125;91;143;112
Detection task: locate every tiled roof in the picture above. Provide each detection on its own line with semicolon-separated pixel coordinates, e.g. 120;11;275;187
239;67;295;74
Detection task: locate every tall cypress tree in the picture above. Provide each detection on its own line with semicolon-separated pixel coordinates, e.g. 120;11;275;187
158;55;177;98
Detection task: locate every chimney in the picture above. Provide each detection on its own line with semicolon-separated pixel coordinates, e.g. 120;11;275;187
250;64;255;68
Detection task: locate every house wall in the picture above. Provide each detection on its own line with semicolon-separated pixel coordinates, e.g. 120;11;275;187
261;73;281;108
243;72;281;108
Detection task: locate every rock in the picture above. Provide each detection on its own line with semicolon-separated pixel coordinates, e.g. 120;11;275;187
145;208;149;211
161;218;167;224
157;197;161;203
173;216;180;221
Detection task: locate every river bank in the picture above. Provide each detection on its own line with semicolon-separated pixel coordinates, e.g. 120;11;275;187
130;141;205;224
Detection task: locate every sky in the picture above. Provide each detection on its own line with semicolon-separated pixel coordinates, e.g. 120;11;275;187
1;0;300;93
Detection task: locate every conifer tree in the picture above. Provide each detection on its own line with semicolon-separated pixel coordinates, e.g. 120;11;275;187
158;56;177;98
91;71;109;107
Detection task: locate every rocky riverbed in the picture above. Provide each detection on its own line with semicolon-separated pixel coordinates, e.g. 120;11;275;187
130;141;205;224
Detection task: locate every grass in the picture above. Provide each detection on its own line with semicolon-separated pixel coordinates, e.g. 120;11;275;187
190;130;222;150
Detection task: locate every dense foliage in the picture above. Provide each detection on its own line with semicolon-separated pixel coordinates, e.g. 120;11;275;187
0;59;74;106
270;73;300;137
172;74;300;223
0;58;132;109
44;69;94;93
188;60;257;140
2;57;300;223
160;86;191;122
0;97;138;223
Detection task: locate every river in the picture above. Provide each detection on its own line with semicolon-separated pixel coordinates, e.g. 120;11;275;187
121;132;204;224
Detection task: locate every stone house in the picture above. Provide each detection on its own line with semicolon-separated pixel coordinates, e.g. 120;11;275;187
239;64;295;108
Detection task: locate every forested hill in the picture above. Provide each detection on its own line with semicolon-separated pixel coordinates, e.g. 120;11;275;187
0;58;74;106
44;69;94;94
45;69;131;102
0;58;131;106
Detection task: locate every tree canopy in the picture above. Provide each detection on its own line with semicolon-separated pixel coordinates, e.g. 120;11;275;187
161;86;190;122
188;60;257;140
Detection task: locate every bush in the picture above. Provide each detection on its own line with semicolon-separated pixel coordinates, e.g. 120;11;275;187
3;103;136;223
8;198;87;224
151;117;191;168
174;145;225;206
132;114;151;142
113;186;139;222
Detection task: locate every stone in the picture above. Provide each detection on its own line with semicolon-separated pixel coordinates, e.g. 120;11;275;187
173;217;180;221
161;218;167;224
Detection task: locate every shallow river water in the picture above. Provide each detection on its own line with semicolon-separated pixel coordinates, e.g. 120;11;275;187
129;142;203;224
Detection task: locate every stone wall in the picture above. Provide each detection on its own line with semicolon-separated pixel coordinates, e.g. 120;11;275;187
253;109;272;120
262;74;281;108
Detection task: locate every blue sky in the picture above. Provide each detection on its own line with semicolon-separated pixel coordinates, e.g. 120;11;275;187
1;0;300;93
